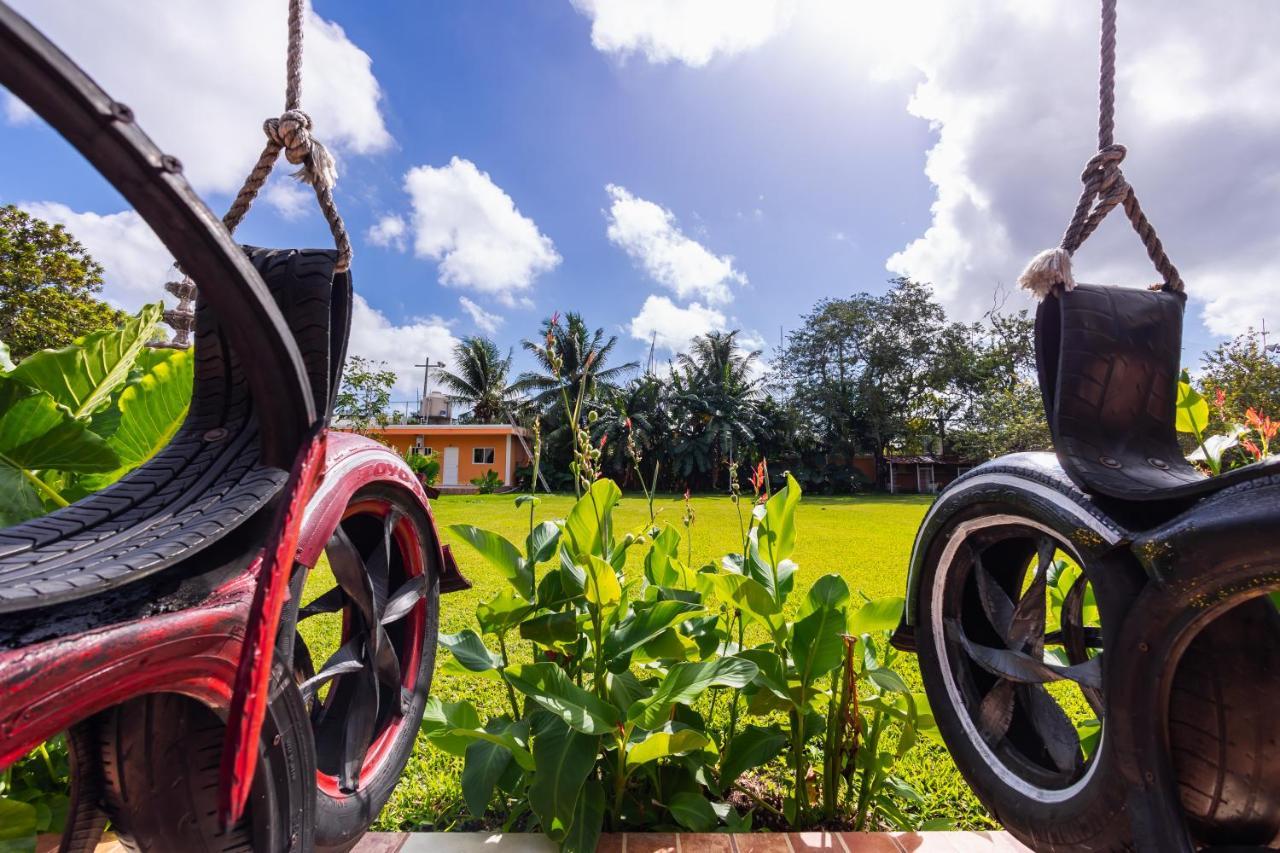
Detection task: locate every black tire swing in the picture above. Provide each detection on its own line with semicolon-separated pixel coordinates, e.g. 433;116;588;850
895;2;1280;851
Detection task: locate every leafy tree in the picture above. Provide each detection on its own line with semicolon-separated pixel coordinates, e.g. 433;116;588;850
0;204;125;360
334;356;396;432
1198;329;1280;425
436;336;522;423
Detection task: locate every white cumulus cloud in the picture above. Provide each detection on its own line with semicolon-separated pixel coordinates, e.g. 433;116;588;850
404;157;560;305
459;296;503;336
6;0;391;195
878;0;1280;336
263;179;315;222
571;0;796;67
605;184;745;306
346;294;461;399
20;202;175;309
366;214;408;250
629;295;727;354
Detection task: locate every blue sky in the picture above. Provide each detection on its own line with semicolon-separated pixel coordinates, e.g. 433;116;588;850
4;1;1275;400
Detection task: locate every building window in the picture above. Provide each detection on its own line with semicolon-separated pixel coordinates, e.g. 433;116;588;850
409;445;433;457
473;447;495;465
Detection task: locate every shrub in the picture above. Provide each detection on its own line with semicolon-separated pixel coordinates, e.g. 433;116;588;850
406;452;441;486
469;469;502;493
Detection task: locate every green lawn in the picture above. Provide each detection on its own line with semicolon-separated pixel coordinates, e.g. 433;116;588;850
299;491;995;832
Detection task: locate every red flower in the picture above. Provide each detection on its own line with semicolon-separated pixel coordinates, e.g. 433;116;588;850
599;434;608;450
1246;407;1278;440
624;417;632;431
750;459;767;494
1243;437;1263;460
683;488;691;502
1214;388;1227;409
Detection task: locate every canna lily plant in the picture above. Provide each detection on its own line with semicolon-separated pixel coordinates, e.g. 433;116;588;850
424;468;936;847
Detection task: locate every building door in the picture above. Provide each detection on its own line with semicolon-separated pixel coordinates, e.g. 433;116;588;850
918;464;936;494
442;447;459;485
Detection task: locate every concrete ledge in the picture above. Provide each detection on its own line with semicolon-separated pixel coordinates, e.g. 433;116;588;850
352;831;1029;852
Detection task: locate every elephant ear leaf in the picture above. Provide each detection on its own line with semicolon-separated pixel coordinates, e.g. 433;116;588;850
9;304;162;418
73;347;193;494
0;377;119;525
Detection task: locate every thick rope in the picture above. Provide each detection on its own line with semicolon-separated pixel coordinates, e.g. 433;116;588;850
154;0;351;347
1017;0;1183;299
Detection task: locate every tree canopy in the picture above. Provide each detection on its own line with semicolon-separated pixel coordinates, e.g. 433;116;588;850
0;205;125;360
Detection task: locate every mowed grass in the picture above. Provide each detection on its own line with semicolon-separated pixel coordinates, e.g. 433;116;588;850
298;491;996;831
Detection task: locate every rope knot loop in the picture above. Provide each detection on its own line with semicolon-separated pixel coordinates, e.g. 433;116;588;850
262;109;337;189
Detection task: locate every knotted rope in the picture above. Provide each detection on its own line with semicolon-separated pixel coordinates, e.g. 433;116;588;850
155;0;352;347
1017;0;1183;299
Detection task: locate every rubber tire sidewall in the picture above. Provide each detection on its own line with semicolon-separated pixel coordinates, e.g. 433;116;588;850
308;483;441;852
914;501;1133;853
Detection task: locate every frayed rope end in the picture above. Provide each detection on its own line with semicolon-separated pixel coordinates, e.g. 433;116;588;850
1017;247;1075;300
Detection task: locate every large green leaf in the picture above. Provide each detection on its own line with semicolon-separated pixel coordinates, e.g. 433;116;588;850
419;697;483;756
72;347;193;494
462;720;527;817
505;662;621;735
560;780;605;853
849;596;905;635
628;656;758;729
704;572;781;619
1175;381;1210;436
668;791;718;832
604;599;704;660
519;611;580;647
451;525;533;598
737;648;791;702
627;722;714;767
0;378;119;525
793;601;847;693
563;478;621;562
757;472;801;566
9;303;161;419
439;630;502;672
719;724;788;786
526;520;561;565
583;555;621;609
477;590;535;635
0;796;37;847
800;574;850;618
529;717;599;842
645;524;693;589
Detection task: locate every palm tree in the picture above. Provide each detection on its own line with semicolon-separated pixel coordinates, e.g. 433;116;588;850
669;330;766;487
435;336;522;423
517;312;638;413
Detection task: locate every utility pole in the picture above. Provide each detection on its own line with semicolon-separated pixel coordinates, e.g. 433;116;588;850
1262;318;1270;352
647;331;657;375
414;358;446;420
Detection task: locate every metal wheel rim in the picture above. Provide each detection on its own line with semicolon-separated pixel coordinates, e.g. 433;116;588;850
294;498;428;796
931;514;1105;801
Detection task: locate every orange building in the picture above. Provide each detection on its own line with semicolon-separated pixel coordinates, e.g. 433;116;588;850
367;424;533;488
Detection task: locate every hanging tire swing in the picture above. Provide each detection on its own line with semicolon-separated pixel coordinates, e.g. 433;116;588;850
0;1;466;851
895;2;1280;851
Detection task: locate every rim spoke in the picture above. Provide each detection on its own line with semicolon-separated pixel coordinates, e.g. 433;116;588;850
365;511;400;618
293;630;316;684
1006;538;1052;653
328;527;377;628
339;665;381;793
298;586;345;620
372;623;402;691
299;636;366;700
1019;685;1085;775
382;574;427;625
972;549;1015;639
947;619;1103;690
977;678;1016;744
